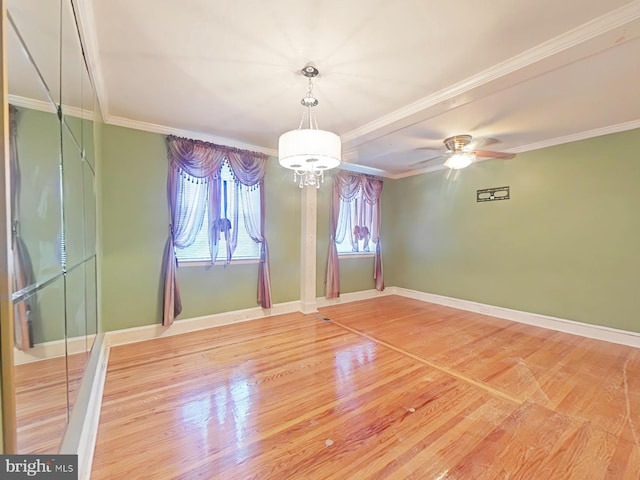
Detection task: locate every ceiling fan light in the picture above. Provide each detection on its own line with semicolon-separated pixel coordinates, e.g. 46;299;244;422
444;152;475;170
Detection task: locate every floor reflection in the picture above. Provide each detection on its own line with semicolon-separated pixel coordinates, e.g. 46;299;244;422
180;367;257;464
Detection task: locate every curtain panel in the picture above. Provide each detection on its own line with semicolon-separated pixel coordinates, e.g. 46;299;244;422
163;135;271;326
326;171;384;299
9;105;35;350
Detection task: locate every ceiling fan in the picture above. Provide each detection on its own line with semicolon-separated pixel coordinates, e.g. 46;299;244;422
419;134;516;170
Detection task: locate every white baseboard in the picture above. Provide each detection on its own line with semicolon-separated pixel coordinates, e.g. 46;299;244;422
316;288;391;308
59;334;109;480
39;286;637;480
13;334;97;365
107;301;302;347
106;291;394;348
299;300;319;314
77;339;108;480
105;285;640;351
390;287;640;349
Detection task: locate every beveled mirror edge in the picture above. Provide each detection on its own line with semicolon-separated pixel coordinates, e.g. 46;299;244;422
0;0;18;454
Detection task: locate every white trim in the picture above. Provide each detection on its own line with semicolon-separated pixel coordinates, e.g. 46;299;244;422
177;258;260;267
105;115;277;156
386;118;640;180
65;338;109;480
339;160;390;178
102;287;640;350
18;0;640;182
299;301;319;314
299;185;318;314
341;2;640;147
106;301;301;347
105;291;394;347
338;253;375;259
316;288;390;308
391;287;640;349
73;0;109;120
8;95;56;114
506;119;640;154
13;334;96;365
8;94;95;120
58;287;636;477
23;289;639;360
387;164;445;180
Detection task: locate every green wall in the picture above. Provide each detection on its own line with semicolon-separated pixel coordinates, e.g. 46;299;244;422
99;125;301;331
99;124;378;332
99;123;640;335
14;108;62;286
384;129;640;333
13;107;97;342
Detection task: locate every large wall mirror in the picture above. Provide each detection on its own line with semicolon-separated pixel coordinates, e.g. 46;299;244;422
5;0;99;453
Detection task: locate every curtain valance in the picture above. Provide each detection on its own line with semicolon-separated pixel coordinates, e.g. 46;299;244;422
334;171;383;203
167;135;268;186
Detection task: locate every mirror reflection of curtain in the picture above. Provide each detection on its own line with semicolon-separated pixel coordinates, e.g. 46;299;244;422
9;105;35;350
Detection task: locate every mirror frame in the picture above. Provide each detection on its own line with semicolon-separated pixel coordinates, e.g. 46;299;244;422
1;0;19;453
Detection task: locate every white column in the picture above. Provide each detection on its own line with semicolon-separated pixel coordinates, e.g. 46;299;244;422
300;185;318;313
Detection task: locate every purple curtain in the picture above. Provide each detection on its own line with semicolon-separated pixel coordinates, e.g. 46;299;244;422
326;171;384;299
163;136;271;326
9;105;34;350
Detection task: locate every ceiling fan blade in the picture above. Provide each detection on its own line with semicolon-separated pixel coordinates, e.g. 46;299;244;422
474;150;516;160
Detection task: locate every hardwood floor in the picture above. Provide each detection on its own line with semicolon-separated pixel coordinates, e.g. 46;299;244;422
15;351;88;453
91;296;640;479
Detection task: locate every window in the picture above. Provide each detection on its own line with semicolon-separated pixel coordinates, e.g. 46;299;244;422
175;163;261;263
326;171;384;298
335;187;377;255
336;232;376;255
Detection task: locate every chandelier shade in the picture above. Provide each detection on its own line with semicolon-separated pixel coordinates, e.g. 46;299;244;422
278;129;341;171
278;64;342;188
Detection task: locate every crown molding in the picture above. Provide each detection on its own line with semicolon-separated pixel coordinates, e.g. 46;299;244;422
8;95;56;114
8;94;94;120
73;0;109;120
507;119;640;153
105;115;278;156
341;1;640;147
384;119;640;180
387;164;445;180
48;0;640;180
338;161;391;178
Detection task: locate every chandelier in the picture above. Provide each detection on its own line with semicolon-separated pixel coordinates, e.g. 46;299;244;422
278;65;341;188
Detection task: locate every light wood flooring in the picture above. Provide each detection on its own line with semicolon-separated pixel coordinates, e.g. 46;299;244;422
91;296;640;479
15;351;88;453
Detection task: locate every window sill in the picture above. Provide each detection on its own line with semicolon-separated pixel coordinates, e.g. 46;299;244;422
338;253;375;259
177;258;260;267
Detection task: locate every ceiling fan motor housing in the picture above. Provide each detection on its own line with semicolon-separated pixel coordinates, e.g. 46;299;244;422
444;134;472;152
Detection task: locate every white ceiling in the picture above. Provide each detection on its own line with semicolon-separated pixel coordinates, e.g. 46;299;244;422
8;0;640;177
